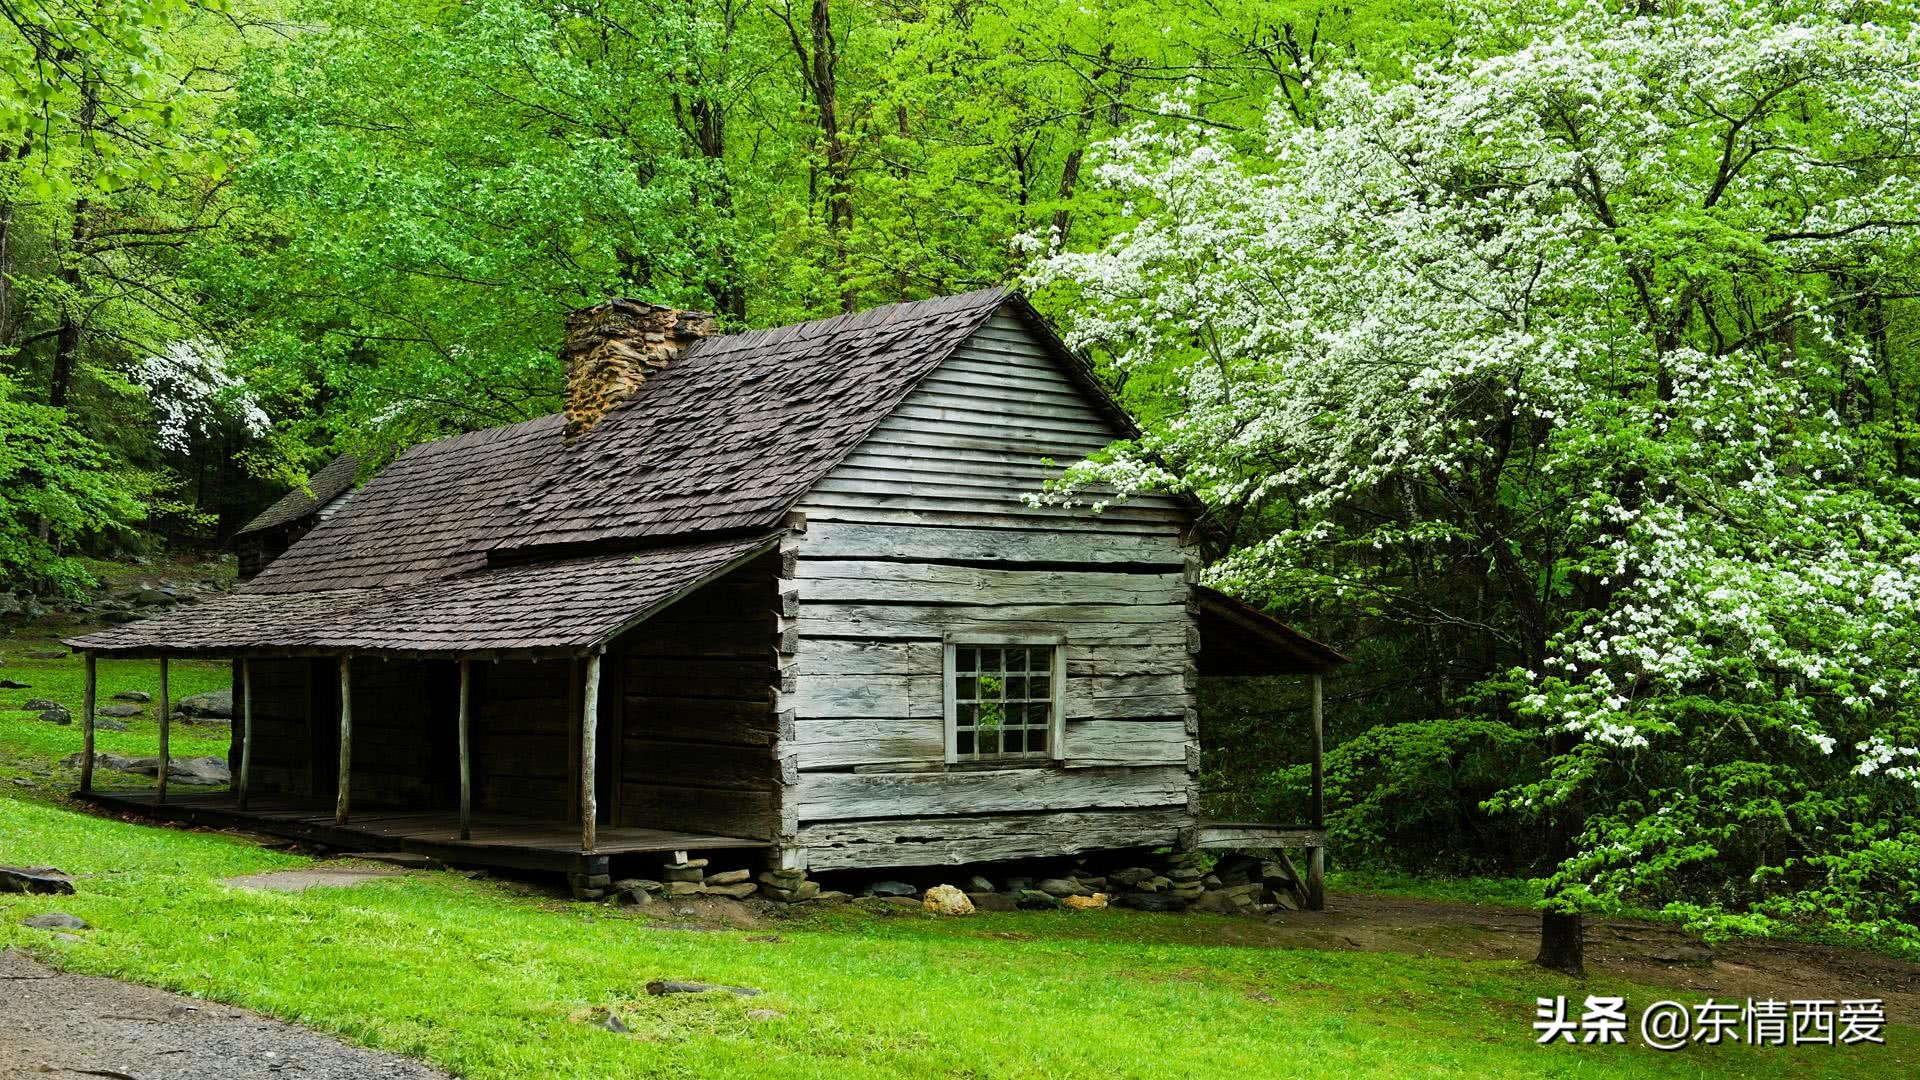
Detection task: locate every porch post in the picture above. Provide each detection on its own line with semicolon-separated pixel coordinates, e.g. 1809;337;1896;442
237;658;254;810
580;652;601;854
457;657;472;841
335;655;352;825
157;656;171;804
1307;672;1326;911
1309;674;1324;828
79;652;96;794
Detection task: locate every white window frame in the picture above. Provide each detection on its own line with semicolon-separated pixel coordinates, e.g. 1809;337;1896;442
942;633;1067;765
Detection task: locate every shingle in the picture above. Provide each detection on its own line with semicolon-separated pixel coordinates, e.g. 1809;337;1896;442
235;453;361;536
66;535;776;656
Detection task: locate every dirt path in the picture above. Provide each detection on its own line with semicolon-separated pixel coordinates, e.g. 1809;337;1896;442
1198;892;1920;1017
0;949;451;1080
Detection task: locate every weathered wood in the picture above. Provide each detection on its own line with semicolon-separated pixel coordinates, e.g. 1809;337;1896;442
237;658;253;809
79;653;95;795
796;602;1189;644
1193;823;1328;850
796;567;1186;607
800;521;1184;565
798;502;1180;534
790;718;945;769
799;808;1191;870
581;652;601;853
618;783;772;839
793;639;943;676
1064;643;1189;677
458;658;471;840
157;657;170;804
622;739;774;789
788;674;942;719
1062;720;1188;766
1307;845;1326;911
334;656;351;824
797;765;1187;821
1310;673;1325;829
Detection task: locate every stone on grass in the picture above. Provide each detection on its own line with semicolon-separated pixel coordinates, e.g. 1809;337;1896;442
705;882;758;900
597;1009;630;1034
174;689;233;719
24;650;66;660
613;878;663;895
38;706;71;725
111;690;151;703
645;979;762;998
1062;893;1108;911
663;880;702;897
1014;890;1060;911
0;860;73;895
93;717;128;731
922;884;974;916
22;912;88;930
810;890;851;904
0;679;28;690
967;891;1017;913
967;875;995;893
22;698;59;711
704;868;751;886
662;865;706;883
98;704;143;718
864;880;915;897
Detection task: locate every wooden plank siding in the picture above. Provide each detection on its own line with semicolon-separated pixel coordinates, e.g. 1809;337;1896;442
787;311;1200;868
231;658;313;796
612;553;781;840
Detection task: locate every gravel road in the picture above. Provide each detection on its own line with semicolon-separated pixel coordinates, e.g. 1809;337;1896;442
0;949;452;1079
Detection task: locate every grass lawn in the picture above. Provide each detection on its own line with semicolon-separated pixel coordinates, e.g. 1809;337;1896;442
0;790;1907;1078
0;630;230;794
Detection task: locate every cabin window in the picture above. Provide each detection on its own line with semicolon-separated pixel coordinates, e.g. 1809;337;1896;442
944;642;1065;764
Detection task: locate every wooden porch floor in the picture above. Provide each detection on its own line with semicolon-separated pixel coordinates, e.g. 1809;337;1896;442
81;790;768;873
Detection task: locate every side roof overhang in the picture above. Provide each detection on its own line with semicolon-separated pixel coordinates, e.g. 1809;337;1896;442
63;534;780;660
235;453;361;537
1193;586;1349;677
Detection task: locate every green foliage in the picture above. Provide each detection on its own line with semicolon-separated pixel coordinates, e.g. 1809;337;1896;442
0;377;144;594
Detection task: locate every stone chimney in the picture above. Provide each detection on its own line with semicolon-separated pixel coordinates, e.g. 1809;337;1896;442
562;298;719;438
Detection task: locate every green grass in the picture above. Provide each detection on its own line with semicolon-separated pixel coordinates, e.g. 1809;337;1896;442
0;632;230;793
0;794;1909;1078
1326;869;1545;908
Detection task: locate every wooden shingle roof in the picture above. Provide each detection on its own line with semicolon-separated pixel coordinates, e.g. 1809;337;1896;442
66;535;777;657
235;453;360;536
67;289;1028;656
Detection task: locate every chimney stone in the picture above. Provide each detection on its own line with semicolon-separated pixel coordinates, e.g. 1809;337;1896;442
562;298;719;438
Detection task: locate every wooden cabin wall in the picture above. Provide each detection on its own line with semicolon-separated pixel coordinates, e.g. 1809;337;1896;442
472;658;574;820
613;554;780;838
345;658;450;807
231;658;314;795
788;311;1200;871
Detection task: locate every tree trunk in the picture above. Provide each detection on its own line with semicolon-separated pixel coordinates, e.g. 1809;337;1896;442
808;0;852;312
1535;910;1584;974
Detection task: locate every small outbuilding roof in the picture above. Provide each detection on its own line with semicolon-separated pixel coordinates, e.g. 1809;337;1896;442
235;453;360;536
65;534;778;658
1193;586;1350;676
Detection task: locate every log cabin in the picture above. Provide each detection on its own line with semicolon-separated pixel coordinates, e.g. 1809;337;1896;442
66;290;1344;899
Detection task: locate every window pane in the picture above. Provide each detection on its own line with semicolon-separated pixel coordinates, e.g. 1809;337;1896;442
1005;675;1026;699
1029;727;1047;754
1030;675;1050;699
978;729;999;756
957;730;974;756
957;647;976;672
956;676;976;701
1003;729;1025;754
1005;647;1026;671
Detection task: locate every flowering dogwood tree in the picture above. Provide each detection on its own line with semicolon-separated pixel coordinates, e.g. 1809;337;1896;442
1034;0;1920;969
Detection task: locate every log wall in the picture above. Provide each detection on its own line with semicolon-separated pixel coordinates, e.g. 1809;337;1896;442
472;657;574;819
613;553;781;839
788;310;1200;870
231;658;314;795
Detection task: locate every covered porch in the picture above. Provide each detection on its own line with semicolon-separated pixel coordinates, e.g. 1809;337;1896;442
1190;585;1349;910
63;535;787;897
